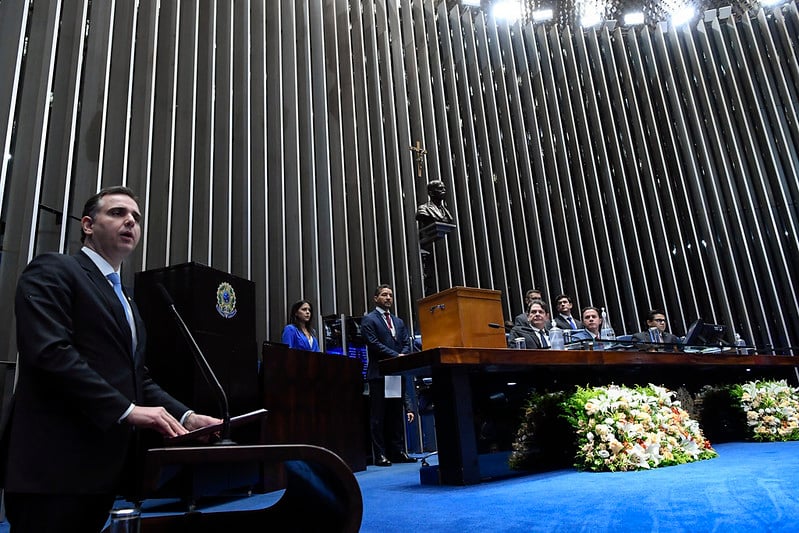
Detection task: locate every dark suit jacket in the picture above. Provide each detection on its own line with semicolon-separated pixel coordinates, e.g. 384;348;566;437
360;309;410;381
631;330;680;345
1;252;189;495
554;315;583;330
509;325;548;349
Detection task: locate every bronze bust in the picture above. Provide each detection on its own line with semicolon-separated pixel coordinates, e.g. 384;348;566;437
415;180;453;226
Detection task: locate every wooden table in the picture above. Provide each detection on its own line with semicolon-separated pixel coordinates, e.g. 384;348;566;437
380;347;798;485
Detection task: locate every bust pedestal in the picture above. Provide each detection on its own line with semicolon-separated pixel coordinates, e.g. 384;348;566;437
419;222;456;296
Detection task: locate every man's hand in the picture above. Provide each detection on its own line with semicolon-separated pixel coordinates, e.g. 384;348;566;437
126;406;188;437
183;412;223;432
406;411;415;423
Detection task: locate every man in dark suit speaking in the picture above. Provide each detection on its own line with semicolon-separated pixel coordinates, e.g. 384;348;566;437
360;284;417;467
1;186;221;532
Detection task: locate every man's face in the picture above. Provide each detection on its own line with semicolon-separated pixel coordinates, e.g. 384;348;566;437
647;314;667;332
374;288;394;310
582;309;601;333
81;193;141;267
527;304;550;329
524;291;541;308
556;297;572;314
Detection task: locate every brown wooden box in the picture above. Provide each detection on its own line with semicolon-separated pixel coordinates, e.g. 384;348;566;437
417;287;506;349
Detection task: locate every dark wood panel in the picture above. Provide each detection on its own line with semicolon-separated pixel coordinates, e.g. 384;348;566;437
261;343;366;473
382;347;799;373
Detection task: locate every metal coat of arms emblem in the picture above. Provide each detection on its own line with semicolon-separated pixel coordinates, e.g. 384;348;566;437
215;282;237;318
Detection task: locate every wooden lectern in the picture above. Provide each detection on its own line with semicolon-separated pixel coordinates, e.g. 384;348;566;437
417;287;506;349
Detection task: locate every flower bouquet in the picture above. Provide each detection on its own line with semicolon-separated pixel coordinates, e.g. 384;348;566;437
561;384;717;472
731;380;799;442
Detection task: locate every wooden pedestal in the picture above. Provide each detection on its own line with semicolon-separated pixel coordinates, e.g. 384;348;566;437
417;287;506;349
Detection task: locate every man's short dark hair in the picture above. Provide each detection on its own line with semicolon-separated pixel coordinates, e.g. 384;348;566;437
80;186;138;243
644;309;667;323
528;299;549;315
374;284;393;296
581;306;601;318
555;294;572;303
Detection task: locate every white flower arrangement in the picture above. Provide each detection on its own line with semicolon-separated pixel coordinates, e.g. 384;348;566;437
562;384;716;472
732;380;799;442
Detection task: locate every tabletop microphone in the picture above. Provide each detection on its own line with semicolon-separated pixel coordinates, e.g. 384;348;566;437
157;283;235;445
489;322;535;333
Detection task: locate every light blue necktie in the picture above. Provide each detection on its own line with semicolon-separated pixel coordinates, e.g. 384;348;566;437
568;317;576;329
107;272;135;353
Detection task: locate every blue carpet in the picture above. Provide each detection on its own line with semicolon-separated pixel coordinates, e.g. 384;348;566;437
355;442;799;532
1;442;796;531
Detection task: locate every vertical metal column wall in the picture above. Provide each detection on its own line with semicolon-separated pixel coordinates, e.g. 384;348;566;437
0;0;797;374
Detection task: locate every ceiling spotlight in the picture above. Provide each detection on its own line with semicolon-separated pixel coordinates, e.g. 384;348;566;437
671;6;695;26
623;12;645;25
581;6;604;27
492;0;522;21
532;8;554;22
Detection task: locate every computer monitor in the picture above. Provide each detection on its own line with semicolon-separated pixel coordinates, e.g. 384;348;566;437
323;314;368;379
683;319;728;348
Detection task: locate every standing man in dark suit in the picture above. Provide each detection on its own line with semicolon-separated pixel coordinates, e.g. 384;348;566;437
632;309;680;345
360;284;417;467
1;186;221;533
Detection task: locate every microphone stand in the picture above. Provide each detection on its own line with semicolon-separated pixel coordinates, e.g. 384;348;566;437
158;284;235;445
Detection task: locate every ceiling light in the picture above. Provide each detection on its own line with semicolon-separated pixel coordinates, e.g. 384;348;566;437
624;12;645;25
492;0;522;21
671;6;695;25
532;8;554;22
581;6;603;27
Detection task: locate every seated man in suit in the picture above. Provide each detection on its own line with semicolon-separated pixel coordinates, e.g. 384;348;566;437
509;300;551;349
581;306;603;339
553;294;582;330
632;309;680;345
513;288;543;328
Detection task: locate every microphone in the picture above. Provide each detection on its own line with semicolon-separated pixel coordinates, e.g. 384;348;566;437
489;322;535;333
157;283;235;445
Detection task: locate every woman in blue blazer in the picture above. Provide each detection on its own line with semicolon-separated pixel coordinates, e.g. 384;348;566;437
281;299;320;352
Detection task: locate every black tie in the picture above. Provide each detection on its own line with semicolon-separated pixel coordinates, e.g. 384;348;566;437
539;330;549;348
